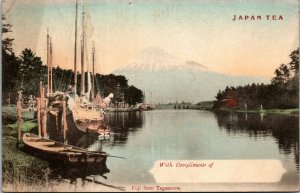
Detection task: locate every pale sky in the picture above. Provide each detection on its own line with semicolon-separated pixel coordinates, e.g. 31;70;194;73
2;0;299;78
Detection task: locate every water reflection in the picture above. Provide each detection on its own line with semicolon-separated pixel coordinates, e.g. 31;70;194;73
47;111;145;148
47;111;145;161
105;111;144;130
40;111;144;188
214;111;299;168
103;111;145;146
49;161;110;183
47;161;126;191
43;109;298;187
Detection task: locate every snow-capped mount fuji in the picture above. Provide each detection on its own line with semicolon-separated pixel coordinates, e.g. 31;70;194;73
114;47;269;103
118;47;207;72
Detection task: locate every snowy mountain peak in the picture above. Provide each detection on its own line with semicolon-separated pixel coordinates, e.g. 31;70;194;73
113;47;268;103
118;47;207;72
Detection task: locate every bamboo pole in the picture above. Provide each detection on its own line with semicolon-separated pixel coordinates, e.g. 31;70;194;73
63;99;68;143
17;101;22;142
37;98;41;137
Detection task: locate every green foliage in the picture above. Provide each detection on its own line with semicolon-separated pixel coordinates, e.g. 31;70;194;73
18;49;47;96
2;15;14;54
2;105;35;121
289;48;299;74
124;85;144;105
214;48;299;109
52;66;73;92
271;64;290;84
94;73;128;101
2;15;21;103
6;120;37;132
2;50;20;94
93;74;144;104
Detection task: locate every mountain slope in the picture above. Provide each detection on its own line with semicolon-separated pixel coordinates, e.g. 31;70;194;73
114;47;269;103
119;47;207;72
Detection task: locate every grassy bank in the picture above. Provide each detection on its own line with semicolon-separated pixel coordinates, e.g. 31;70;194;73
1;110;115;192
2;105;35;124
2;109;52;191
195;100;298;115
264;108;299;115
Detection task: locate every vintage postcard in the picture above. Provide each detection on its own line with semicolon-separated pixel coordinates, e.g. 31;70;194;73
1;0;299;192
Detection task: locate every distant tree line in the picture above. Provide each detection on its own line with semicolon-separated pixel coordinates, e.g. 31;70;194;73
2;16;143;105
213;48;299;109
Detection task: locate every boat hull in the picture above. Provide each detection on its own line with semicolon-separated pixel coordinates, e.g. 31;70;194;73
22;133;107;165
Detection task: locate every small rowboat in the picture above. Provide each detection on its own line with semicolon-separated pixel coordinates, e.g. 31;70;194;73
98;130;110;140
22;133;107;164
79;123;111;137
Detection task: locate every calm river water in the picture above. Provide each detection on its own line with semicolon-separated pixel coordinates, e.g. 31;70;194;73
57;109;298;190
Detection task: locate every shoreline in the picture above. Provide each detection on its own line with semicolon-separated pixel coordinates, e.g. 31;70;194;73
210;108;299;115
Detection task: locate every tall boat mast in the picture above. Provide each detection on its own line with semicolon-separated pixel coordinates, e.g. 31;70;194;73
92;42;95;100
47;30;50;94
81;6;85;96
73;0;78;95
86;44;91;101
80;39;84;95
47;30;53;95
50;37;53;93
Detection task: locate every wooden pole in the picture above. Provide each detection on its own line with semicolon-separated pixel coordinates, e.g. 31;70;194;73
17;101;22;142
47;30;50;95
40;81;43;99
40;85;48;138
80;40;85;95
37;98;41;137
63;99;68;143
81;6;85;96
40;84;44;136
50;37;53;94
92;42;95;100
74;0;78;96
42;97;48;138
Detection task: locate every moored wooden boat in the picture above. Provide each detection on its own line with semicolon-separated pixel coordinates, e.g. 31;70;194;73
72;97;105;133
37;1;112;139
22;132;107;164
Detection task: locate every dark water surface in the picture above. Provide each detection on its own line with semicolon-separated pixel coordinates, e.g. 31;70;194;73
61;110;299;187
